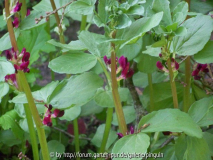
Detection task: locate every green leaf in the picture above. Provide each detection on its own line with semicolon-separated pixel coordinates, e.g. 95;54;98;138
172;2;188;24
112;133;150;160
49;72;103;109
0;57;15;82
93;0;109;27
117;37;142;61
69;0;96;15
0;110;24;140
49;53;97;74
47;39;87;52
60;106;81;121
173;15;213;56
78;31;111;57
0;29;20;52
126;5;144;15
11;81;59;104
33;0;70;15
138;108;202;138
94;88;129;108
174;26;187;36
0;82;9;103
133;71;167;88
112;106;135;126
152;0;172;26
47;140;65;160
190;0;213;14
115;14;132;29
0;130;21;147
20;11;47;30
137;54;159;73
142;82;183;110
91;124;117;149
194;41;213;64
175;134;211;160
188;96;213;127
80;100;103;116
17;23;50;64
119;12;163;48
203;132;213;157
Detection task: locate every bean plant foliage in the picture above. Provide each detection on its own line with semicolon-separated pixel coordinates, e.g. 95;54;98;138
0;0;213;159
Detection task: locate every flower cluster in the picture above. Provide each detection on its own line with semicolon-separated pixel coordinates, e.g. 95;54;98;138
43;104;64;127
5;74;18;89
156;58;179;73
5;47;30;73
117;126;134;139
103;55;134;80
192;63;209;80
10;1;31;28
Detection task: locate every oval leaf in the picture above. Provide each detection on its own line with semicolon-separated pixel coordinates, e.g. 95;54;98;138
112;133;150;160
49;53;97;74
138;108;202;138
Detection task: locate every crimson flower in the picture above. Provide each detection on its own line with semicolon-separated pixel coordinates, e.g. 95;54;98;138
5;47;30;73
103;55;134;81
5;74;18;89
192;63;209;80
43;104;64;127
117;126;135;139
12;17;19;28
11;1;22;13
26;9;30;16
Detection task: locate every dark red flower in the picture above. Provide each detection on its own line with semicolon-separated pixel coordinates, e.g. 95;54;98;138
52;109;64;118
43;115;52;127
5;50;12;60
12;17;19;28
156;61;164;70
192;63;209;80
117;133;123;139
118;56;128;69
11;1;22;13
103;56;111;65
5;74;18;89
26;9;30;16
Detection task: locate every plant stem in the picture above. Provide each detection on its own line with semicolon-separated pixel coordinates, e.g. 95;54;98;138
17;72;39;160
19;71;50;160
148;73;154;112
110;31;127;135
98;108;113;155
167;58;179;109
5;1;46;159
73;118;80;160
49;52;55;81
183;57;191;112
50;0;66;45
23;104;39;160
97;58;114;154
80;15;87;31
20;0;27;20
183;0;191;112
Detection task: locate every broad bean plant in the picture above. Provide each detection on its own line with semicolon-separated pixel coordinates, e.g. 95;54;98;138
0;0;213;159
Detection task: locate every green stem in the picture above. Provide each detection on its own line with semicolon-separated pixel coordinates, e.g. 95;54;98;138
167;58;179;109
5;1;44;159
49;52;55;81
20;0;27;20
73;118;80;160
97;58;113;155
23;104;39;160
80;15;87;31
148;73;154;112
183;0;191;112
18;71;50;160
150;132;160;148
183;57;191;112
49;0;66;46
98;108;113;155
111;40;127;135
